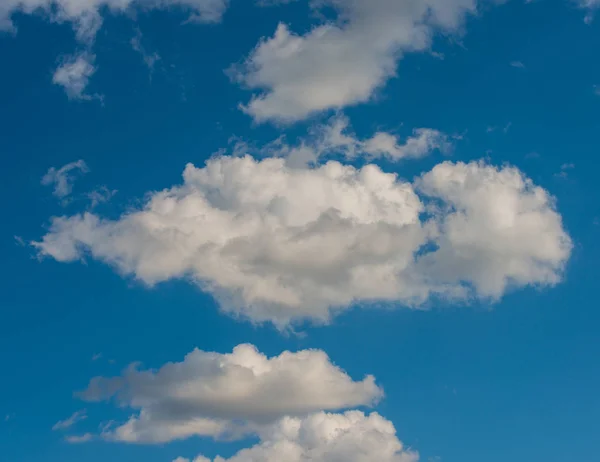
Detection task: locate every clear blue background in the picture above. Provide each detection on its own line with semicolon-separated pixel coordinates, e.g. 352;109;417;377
1;1;599;461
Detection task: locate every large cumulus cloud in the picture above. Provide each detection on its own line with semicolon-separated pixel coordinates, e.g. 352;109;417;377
33;154;571;327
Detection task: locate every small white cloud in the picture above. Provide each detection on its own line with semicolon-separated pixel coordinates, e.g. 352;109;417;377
87;186;117;208
233;1;488;123
52;410;87;431
268;115;450;167
65;433;94;444
510;61;525;69
555;163;575;179
41;159;89;199
52;52;99;101
362;128;450;161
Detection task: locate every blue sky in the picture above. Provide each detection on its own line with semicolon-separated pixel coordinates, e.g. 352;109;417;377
1;0;600;461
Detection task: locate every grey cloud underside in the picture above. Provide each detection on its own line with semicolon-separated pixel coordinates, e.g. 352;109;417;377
33;154;572;327
77;344;382;443
74;344;415;462
176;411;418;462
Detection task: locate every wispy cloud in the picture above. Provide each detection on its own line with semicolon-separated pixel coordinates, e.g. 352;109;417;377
131;28;161;72
53;52;100;101
555;163;575;179
510;61;526;69
486;122;512;134
87;186;117;208
52;410;87;431
41;160;89;199
65;433;93;444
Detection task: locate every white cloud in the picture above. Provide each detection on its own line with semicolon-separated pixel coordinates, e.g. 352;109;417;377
87;186;117;208
76;344;382;443
2;0;228;98
65;433;94;443
362;128;450;161
32;155;571;327
262;115;450;167
53;409;87;431
41;159;89;199
52;52;98;100
0;0;229;41
414;161;572;298
178;411;418;462
509;61;525;69
232;0;498;123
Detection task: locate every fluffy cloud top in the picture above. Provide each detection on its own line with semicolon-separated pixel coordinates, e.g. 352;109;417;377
232;0;493;122
33;154;571;327
77;344;382;443
176;411;418;462
415;161;571;297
